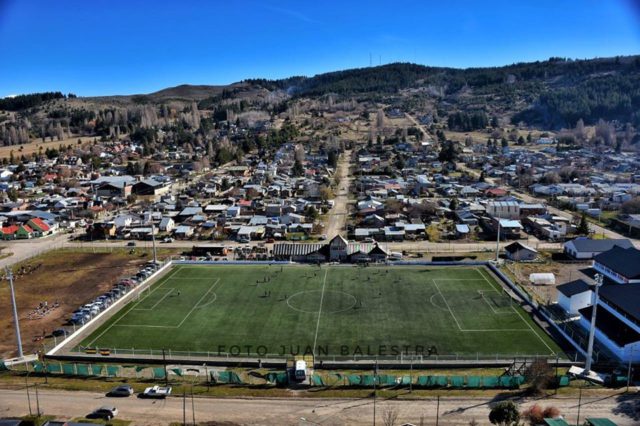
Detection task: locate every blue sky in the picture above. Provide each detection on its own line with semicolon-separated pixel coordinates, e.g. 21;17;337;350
0;0;639;96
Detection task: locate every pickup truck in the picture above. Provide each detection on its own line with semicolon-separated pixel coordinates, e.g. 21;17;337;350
141;385;172;399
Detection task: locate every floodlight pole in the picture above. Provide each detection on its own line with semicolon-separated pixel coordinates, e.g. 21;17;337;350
585;273;603;373
627;346;634;393
495;216;501;263
6;267;23;358
150;208;157;264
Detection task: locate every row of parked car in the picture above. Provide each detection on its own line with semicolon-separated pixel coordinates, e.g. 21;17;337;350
69;261;162;325
87;384;172;421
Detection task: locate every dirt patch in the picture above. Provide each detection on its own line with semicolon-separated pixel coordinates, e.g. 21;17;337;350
0;250;149;358
507;257;591;304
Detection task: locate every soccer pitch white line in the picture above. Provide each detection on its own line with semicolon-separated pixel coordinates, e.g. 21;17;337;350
176;278;221;328
133;288;175;311
432;279;530;332
477;290;513;315
432;279;465;332
476;268;556;354
312;267;329;356
83;266;185;347
109;279;220;329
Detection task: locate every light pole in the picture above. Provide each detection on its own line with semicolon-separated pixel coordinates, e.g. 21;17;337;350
147;206;157;264
495;216;501;262
585;273;603;374
6;267;23;358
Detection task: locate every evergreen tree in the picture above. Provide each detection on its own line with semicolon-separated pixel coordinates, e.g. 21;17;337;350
577;213;590;235
291;160;304;177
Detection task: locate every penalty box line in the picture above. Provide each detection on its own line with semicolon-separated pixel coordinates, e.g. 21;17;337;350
476;268;556;354
83;266;185;347
432;279;529;333
87;275;220;346
119;278;222;329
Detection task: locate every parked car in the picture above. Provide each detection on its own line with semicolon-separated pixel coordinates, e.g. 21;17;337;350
87;405;118;420
51;329;66;337
127;241;136;247
141;385;172;399
107;384;134;397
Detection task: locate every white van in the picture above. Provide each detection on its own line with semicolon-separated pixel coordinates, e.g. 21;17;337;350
294;360;306;381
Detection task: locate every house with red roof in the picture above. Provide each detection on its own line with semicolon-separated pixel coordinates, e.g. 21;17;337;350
27;218;52;236
1;224;33;240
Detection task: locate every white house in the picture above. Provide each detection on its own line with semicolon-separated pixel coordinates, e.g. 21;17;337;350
159;217;175;232
556;279;592;315
563;237;633;260
485;201;520;220
504;241;537;261
174;225;194;239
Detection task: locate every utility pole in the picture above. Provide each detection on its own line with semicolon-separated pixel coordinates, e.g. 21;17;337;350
373;359;377;426
435;395;440;426
191;383;196;425
6;267;23;358
585;274;603;373
409;357;413;393
25;373;32;416
162;348;168;386
495;217;501;262
34;382;41;417
576;384;582;426
182;390;186;426
627;346;634;393
150;207;157;264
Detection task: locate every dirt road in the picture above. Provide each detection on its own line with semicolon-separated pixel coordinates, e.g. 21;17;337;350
325;150;352;238
0;388;637;425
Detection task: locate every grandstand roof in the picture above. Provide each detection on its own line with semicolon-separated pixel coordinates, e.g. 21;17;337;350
599;284;640;324
594;246;640;279
579;304;640;346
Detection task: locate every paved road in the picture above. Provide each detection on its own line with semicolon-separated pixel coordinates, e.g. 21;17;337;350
0;231;79;270
325;150;352;239
0;387;637;425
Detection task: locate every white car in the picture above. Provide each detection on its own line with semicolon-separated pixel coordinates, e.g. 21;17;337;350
142;385;172;399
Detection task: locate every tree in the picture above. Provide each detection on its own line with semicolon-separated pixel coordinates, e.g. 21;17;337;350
305;205;319;220
438;140;459;163
426;224;440;242
621;197;640;214
319;185;334;201
291;160;304;177
525;358;555;396
577;213;590;235
488;401;520;426
327;150;338;168
449;198;459;211
382;407;399;426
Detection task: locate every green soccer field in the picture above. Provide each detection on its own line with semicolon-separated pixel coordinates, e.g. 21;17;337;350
79;264;562;359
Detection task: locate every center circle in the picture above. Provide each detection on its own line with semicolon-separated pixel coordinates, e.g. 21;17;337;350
287;290;357;314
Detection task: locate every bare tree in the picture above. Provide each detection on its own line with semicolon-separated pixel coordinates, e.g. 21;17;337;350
382;407;399;426
574;118;586;142
376;109;385;131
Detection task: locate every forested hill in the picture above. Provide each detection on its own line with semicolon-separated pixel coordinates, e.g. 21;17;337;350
245;56;640;128
4;55;640;130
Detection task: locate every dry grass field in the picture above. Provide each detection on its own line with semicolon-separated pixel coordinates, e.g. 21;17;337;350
0;250;150;358
0;136;98;159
